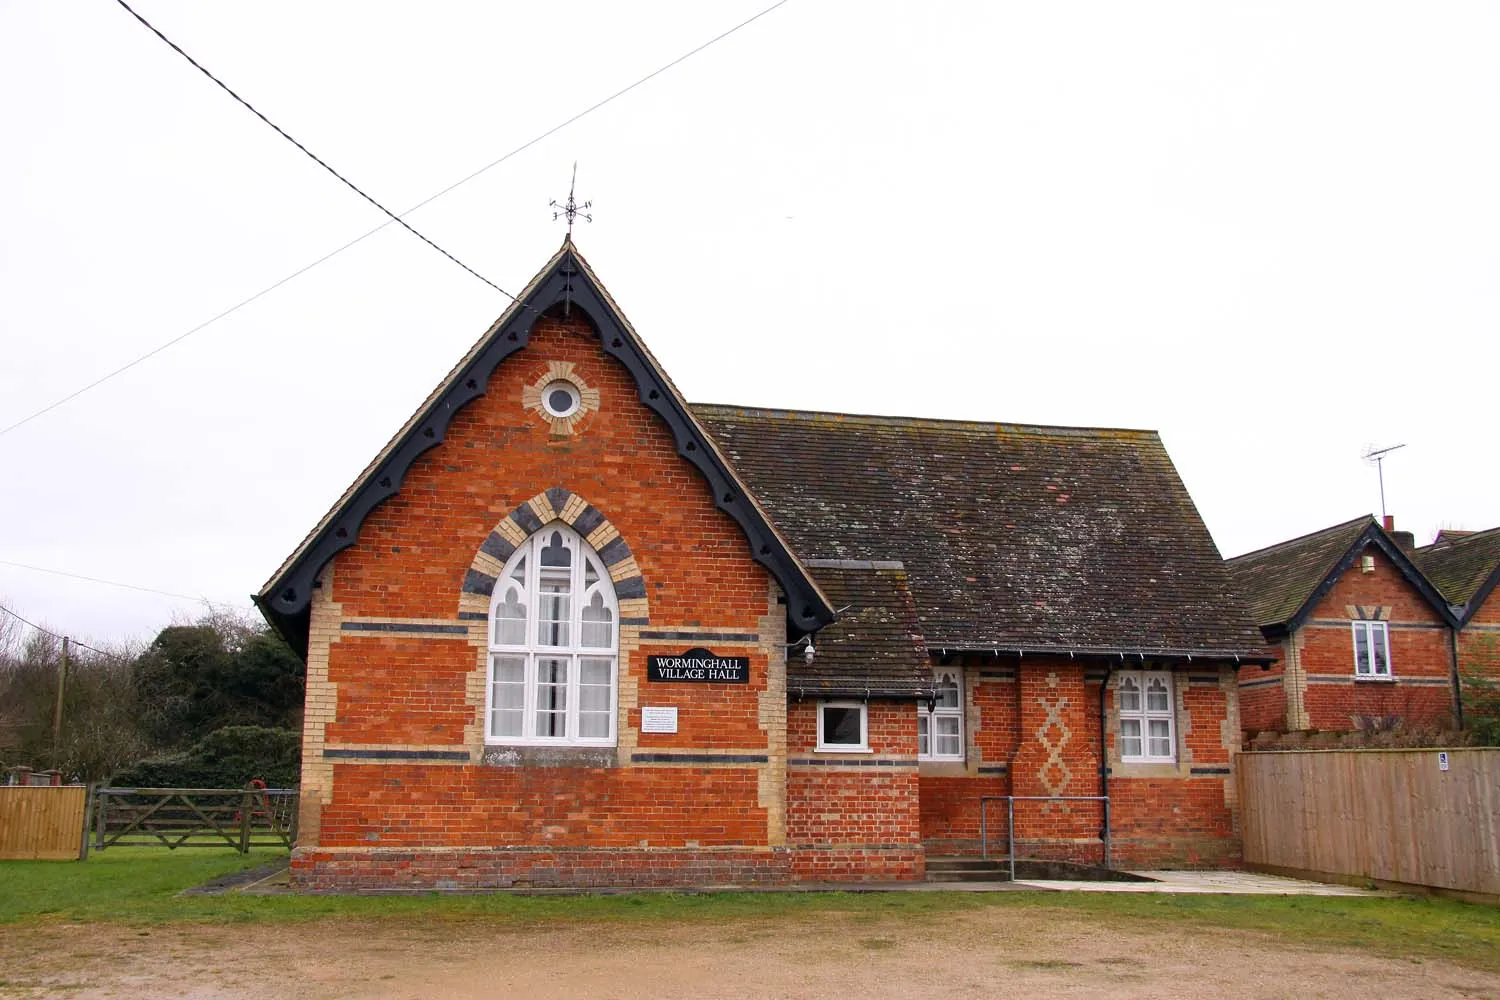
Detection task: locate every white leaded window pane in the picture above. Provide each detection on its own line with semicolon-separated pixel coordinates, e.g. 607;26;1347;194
538;576;571;647
936;673;960;709
1371;623;1390;675
1121;718;1142;758
821;705;863;746
1119;677;1141;713
539;531;571;567
1146;677;1170;713
1354;626;1371;673
1147;719;1172;758
934;715;962;756
535;657;568;737
490;655;524;738
917;714;929;756
581;591;613;648
494;589;527;645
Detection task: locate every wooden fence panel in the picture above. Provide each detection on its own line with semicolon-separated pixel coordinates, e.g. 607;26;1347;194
1239;749;1500;896
0;785;87;860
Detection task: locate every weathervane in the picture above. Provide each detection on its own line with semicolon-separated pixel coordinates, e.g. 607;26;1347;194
550;162;592;241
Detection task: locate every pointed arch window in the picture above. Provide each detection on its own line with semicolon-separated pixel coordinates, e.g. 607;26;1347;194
1117;670;1175;763
918;668;964;760
487;523;617;746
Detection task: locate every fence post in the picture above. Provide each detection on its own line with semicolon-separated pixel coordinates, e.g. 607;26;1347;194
238;787;252;854
1008;797;1016;882
78;783;94;861
980;798;987;860
95;790;106;851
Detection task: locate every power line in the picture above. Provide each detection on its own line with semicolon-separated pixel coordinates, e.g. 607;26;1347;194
0;602;113;658
113;0;519;301
0;558;249;607
0;1;788;439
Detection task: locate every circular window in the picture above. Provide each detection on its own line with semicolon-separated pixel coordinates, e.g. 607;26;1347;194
541;381;581;418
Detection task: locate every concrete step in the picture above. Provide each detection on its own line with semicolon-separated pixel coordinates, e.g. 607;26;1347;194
925;869;1011;882
925;856;1008;872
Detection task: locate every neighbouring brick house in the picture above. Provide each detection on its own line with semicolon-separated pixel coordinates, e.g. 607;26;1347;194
1415;527;1500;707
1227;516;1461;735
257;240;1269;891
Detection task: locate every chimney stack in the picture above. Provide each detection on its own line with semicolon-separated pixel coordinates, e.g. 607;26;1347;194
1382;514;1416;552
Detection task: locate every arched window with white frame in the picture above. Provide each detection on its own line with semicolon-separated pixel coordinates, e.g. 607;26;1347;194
918;668;964;760
488;523;618;746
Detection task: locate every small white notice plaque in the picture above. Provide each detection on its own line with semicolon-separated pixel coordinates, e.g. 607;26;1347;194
1439;751;1450;772
641;706;679;734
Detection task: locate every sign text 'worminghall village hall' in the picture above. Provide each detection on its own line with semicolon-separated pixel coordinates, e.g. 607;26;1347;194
256;240;1269;890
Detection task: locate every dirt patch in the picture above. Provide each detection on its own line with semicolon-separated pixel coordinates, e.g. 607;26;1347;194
1;909;1496;999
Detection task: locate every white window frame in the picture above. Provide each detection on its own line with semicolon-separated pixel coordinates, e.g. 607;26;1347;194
485;523;618;747
816;700;870;752
1116;670;1176;764
1352;620;1393;678
918;668;964;761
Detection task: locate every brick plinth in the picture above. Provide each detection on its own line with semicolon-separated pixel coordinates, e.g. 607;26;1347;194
291;846;793;891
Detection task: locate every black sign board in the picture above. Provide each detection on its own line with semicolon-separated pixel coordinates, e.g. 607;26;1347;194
646;647;750;684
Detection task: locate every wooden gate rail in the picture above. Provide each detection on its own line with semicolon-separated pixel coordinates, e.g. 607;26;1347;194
93;787;298;852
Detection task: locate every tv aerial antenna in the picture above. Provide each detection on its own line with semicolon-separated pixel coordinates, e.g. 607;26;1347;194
1362;443;1406;520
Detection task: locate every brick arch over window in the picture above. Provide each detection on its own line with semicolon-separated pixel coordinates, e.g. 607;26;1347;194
458;488;649;626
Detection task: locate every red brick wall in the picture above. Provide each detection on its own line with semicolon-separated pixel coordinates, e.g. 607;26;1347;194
1459;591;1500;684
326;637;473;745
785;700;923;880
1238;644;1287;734
319;763;767;848
1297;547;1453;730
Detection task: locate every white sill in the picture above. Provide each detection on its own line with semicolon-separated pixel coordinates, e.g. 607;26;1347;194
814;745;872;754
1353;675;1397;683
1120;757;1176;766
918;756;965;763
485;739;618;748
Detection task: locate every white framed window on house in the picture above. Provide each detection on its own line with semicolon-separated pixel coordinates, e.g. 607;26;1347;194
1117;670;1175;763
1352;620;1392;678
816;701;869;752
918;668;964;760
487;524;617;746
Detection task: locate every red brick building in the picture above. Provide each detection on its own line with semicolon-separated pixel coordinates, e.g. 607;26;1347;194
1415;527;1500;711
1227;516;1461;735
257;241;1268;890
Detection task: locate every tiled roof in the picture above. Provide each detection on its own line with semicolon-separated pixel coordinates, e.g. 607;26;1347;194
1415;525;1500;608
792;560;931;698
1224;516;1372;628
693;405;1268;660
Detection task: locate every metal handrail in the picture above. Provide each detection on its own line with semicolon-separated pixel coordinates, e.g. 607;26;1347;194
979;794;1111;881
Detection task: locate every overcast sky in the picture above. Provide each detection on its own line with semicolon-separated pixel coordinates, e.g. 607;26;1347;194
2;1;1497;647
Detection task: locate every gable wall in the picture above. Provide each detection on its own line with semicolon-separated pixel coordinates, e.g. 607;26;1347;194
1459;588;1500;699
292;311;796;890
1293;545;1453;731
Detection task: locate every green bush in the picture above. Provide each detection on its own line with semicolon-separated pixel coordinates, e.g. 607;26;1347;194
111;725;300;788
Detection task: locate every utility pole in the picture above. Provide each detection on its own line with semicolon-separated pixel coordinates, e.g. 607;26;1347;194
52;636;68;764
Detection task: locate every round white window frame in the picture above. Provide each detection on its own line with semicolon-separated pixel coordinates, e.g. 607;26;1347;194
540;381;582;419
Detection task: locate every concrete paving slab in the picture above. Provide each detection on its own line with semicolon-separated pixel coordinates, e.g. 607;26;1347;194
1014;870;1381;895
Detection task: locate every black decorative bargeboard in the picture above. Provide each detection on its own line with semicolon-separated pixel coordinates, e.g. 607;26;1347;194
646;648;750;684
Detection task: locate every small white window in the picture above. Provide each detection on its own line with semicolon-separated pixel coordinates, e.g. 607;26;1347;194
816;701;869;752
487;523;617;746
918;669;964;760
541;380;581;418
1353;620;1392;677
1117;670;1175;763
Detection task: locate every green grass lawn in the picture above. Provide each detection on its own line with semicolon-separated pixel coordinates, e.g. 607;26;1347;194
4;849;1500;974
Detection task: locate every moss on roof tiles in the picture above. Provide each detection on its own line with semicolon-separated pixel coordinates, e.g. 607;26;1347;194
693;405;1266;659
794;561;930;697
1415;525;1500;606
1224;516;1372;628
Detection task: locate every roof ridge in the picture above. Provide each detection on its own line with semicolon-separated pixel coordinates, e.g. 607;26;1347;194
1225;515;1373;564
1417;523;1500;551
691;402;1159;438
